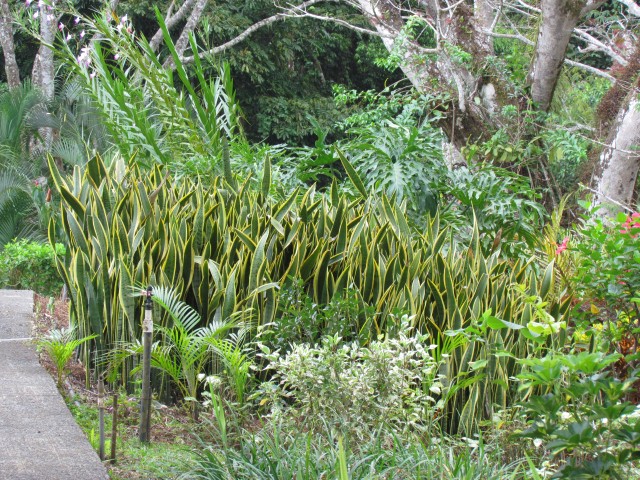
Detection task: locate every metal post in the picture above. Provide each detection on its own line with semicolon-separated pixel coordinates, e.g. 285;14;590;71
139;286;153;443
98;376;105;460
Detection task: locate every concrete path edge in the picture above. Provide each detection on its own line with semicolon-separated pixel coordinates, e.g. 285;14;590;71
0;289;109;480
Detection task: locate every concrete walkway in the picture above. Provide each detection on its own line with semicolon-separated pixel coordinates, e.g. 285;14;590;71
0;290;108;480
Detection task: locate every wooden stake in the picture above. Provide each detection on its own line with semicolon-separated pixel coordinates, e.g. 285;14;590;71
139;286;153;443
110;393;118;463
98;376;105;460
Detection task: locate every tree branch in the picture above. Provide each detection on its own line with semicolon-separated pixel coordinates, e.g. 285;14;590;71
514;0;540;13
564;58;615;80
580;0;606;16
582;185;636;213
180;0;337;64
486;30;534;45
150;0;198;52
485;30;615;81
282;10;384;37
165;0;208;67
574;27;628;65
616;0;640;17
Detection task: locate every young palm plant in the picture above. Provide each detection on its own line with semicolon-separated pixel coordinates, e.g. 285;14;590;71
112;286;246;420
37;327;96;389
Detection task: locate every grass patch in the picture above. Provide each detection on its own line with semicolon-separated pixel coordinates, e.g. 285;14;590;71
67;395;200;479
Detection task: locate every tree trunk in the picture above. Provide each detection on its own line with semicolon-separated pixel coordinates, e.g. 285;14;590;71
474;0;494;49
528;0;605;111
0;0;20;87
34;3;55;101
32;3;56;151
355;0;513;150
592;92;640;217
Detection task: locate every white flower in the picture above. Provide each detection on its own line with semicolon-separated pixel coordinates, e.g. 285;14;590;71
77;46;91;67
533;438;543;448
196;373;206;381
560;411;571;421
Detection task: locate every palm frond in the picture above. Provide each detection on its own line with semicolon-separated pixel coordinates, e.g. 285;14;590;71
0;170;40;248
50;138;87;167
0;81;47;164
149;285;202;332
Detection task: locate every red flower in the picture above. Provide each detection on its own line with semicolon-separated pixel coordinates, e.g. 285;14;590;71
556;237;569;255
620;213;640;237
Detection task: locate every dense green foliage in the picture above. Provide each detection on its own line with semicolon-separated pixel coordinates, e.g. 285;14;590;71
260;326;441;440
516;351;640;478
572;206;640;336
0;83;55;247
51;152;569;435
164;1;393;144
0;239;65;295
187;421;524;479
109;286;245;419
59;11;241;172
2;2;639;478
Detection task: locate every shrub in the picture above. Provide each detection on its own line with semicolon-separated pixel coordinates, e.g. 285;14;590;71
263;281;374;352
572;204;640;347
515;351;640;478
0;239;65;296
258;324;442;440
108;286;246;419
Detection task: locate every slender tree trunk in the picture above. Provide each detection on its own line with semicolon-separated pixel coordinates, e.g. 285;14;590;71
35;3;55;101
0;0;19;87
593;92;640;217
528;1;581;111
32;3;56;151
